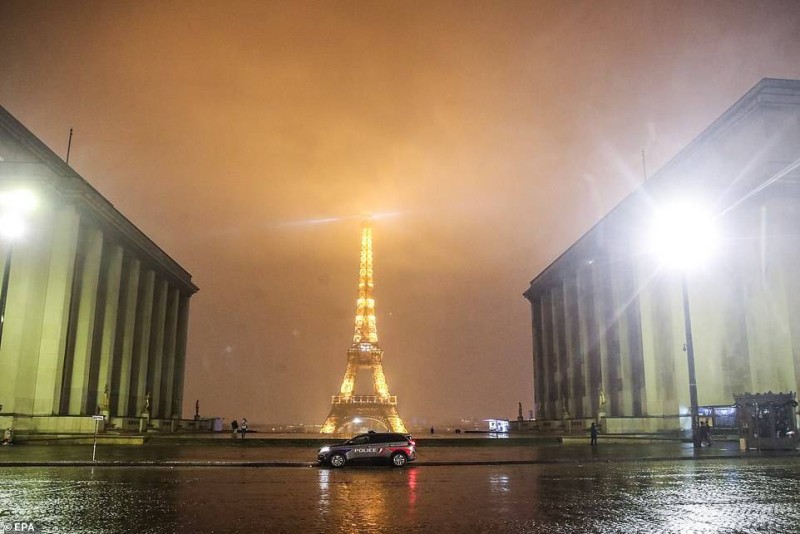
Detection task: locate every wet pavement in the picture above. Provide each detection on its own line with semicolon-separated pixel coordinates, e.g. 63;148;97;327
0;440;798;532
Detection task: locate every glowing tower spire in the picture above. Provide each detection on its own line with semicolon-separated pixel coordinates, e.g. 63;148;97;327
353;219;378;345
321;215;407;433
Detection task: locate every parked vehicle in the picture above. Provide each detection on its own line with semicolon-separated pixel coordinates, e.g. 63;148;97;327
317;432;416;468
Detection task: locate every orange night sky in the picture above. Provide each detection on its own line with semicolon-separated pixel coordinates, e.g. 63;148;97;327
1;1;799;427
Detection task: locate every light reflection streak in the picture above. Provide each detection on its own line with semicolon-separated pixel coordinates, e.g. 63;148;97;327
276;211;401;228
489;473;510;494
407;468;418;507
650;466;739;532
317;468;330;516
204;211;403;238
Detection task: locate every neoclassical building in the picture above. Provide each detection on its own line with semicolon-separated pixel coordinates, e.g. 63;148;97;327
523;79;800;434
0;106;198;434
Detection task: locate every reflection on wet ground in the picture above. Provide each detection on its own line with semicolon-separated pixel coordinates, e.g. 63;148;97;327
1;457;799;532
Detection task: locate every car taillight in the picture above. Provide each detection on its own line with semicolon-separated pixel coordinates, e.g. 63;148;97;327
409;440;415;446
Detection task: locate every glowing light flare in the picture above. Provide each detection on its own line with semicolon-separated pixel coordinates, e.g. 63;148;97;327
276;211;400;228
0;214;26;240
0;188;38;240
648;201;721;271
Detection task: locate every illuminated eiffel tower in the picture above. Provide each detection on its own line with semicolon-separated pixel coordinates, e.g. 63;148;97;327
320;216;407;434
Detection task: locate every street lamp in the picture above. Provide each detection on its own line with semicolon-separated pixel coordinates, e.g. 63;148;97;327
0;188;37;348
648;200;720;449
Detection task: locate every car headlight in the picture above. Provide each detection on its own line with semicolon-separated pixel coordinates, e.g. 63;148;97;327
319;446;330;454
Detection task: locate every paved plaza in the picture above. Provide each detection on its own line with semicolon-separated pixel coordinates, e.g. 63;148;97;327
0;439;798;532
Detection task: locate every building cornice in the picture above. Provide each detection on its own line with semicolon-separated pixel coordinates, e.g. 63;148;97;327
524;78;800;300
0;106;198;294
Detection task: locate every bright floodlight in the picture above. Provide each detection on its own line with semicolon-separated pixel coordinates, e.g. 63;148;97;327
649;201;720;270
0;188;37;241
0;214;26;240
0;189;37;213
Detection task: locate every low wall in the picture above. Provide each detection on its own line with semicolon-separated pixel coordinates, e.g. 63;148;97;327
0;415;102;434
511;416;684;435
602;416;682;434
0;415;216;435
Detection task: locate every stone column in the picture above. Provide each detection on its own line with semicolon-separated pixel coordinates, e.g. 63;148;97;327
574;266;593;418
625;265;646;418
564;271;583;418
113;257;140;417
540;290;555;419
595;258;622;416
170;294;191;419
553;282;570;420
131;269;155;417
147;278;168;419
32;207;80;414
160;286;180;419
0;236;48;414
579;262;603;420
531;295;545;421
66;227;104;415
616;258;645;417
95;244;123;417
1;233;51;414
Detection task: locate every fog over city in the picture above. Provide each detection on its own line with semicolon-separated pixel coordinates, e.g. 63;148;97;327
1;1;799;426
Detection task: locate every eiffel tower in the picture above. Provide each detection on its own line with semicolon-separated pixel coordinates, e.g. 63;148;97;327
320;216;408;434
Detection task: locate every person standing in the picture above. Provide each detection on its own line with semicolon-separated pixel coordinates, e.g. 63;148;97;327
240;418;248;439
700;420;713;446
590;422;598;446
705;418;713;445
231;418;239;438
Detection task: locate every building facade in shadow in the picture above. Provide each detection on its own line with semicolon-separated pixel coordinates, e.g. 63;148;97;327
524;79;800;434
0;106;198;434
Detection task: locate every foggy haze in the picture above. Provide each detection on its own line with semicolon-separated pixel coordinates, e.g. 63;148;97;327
1;1;799;427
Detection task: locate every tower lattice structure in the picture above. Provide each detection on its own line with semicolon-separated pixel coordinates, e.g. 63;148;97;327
320;216;407;434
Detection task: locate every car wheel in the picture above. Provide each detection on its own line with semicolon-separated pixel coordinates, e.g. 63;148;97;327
329;453;346;468
390;452;407;467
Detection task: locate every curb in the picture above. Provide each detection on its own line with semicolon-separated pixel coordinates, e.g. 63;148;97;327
0;453;794;468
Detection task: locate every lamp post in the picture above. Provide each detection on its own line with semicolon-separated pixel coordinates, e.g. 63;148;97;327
0;188;37;349
0;245;13;348
680;273;701;448
649;200;720;449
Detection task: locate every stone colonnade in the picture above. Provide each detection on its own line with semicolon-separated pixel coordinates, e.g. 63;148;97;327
524;79;800;433
0;196;194;431
0;104;197;433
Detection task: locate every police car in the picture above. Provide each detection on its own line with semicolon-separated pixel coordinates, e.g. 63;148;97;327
317;432;416;468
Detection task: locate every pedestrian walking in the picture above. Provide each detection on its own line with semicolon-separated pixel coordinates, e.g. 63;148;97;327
590;422;598;446
240;418;248;439
231;418;239;438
